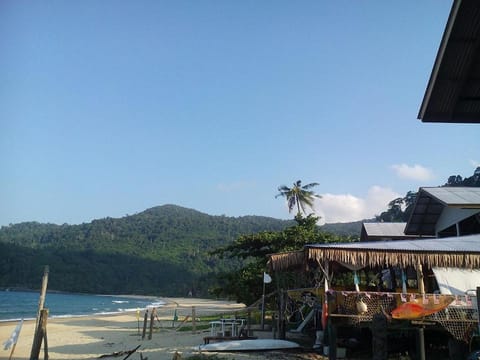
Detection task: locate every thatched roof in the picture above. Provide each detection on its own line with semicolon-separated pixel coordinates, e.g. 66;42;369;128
268;234;480;271
268;251;306;271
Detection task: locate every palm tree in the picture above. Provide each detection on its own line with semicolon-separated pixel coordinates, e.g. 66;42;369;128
275;180;321;216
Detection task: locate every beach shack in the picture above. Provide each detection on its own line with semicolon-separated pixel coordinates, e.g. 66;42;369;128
268;235;480;359
267;186;480;359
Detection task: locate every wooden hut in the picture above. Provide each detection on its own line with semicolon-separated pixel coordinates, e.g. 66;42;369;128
268;234;480;359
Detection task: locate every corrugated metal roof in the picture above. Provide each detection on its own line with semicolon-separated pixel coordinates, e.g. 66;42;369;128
307;234;480;253
424;187;480;207
419;0;480;123
404;187;480;236
362;222;406;237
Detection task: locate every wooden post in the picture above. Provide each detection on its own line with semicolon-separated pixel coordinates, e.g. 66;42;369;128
417;262;425;294
192;306;196;333
136;309;141;335
148;308;156;340
247;309;251;336
261;274;267;330
35;266;49;332
278;289;286;340
142;309;148;340
43;319;48;360
416;327;426;360
30;309;48;360
327;318;337;360
477;287;480;334
30;266;49;360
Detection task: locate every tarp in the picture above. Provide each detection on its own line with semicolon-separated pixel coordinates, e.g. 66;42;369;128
432;267;480;296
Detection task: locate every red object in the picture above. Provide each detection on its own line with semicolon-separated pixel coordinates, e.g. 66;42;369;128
391;301;448;320
321;301;328;329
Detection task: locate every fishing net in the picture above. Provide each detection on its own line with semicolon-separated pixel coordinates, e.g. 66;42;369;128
331;290;397;325
330;290;478;342
425;296;478;341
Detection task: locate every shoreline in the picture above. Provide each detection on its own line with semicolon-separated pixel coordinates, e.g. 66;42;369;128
0;291;207;324
0;297;253;360
0;297;323;360
0;295;242;324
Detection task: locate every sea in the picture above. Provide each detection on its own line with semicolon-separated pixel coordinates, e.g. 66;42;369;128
0;290;165;322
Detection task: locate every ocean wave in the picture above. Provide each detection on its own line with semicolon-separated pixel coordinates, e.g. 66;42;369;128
0;291;165;321
147;300;166;308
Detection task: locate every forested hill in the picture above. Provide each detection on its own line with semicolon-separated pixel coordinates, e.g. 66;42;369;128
0;204;360;296
0;205;294;296
0;204;293;248
321;220;364;237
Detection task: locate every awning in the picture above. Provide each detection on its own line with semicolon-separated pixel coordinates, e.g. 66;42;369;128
268;234;480;272
432;267;480;296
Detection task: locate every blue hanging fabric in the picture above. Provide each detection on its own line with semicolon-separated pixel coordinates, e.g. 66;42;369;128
354;271;360;292
402;270;407;293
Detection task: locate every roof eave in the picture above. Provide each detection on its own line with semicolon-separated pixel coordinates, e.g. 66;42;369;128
418;0;461;121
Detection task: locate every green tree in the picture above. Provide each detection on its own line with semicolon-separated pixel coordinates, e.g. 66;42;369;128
212;214;350;304
375;190;417;222
275;180;321;217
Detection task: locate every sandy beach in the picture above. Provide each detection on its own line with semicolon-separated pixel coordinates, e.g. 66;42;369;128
0;297;322;360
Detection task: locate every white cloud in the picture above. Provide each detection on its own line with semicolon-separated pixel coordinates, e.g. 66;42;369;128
390;163;434;181
314;186;401;224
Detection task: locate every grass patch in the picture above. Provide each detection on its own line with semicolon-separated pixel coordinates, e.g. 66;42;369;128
176;324;211;332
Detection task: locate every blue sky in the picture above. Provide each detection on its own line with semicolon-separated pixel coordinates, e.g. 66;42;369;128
1;1;479;226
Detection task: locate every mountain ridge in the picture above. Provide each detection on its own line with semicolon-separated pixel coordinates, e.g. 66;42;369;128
0;204;361;296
